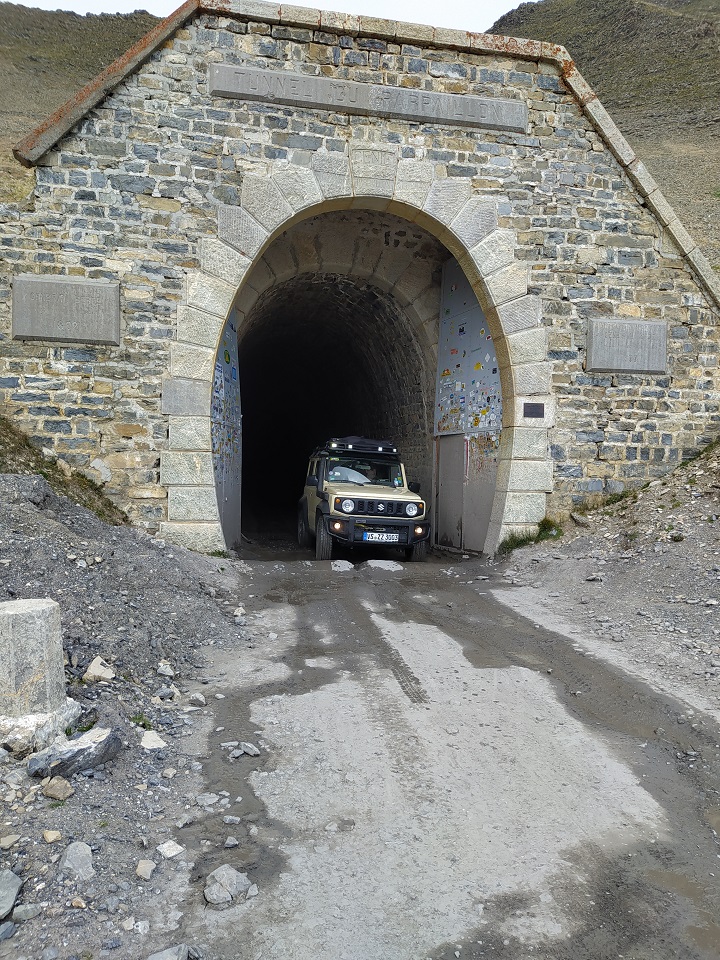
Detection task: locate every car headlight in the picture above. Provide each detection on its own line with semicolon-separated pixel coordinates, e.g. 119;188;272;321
405;502;418;517
341;499;355;514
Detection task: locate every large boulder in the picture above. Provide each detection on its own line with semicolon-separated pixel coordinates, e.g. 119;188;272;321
27;726;121;778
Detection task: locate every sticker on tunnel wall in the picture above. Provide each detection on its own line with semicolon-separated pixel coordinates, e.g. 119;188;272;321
435;261;502;437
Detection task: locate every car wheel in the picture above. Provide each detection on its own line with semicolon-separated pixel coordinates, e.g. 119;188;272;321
298;505;311;548
404;540;427;562
315;514;333;560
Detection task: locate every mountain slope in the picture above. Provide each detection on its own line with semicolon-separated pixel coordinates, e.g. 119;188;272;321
492;0;720;268
0;1;718;267
0;2;159;202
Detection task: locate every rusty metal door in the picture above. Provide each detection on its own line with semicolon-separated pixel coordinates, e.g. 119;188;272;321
435;434;464;549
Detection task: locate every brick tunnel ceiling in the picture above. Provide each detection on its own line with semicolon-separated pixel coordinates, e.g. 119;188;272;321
239;273;429;514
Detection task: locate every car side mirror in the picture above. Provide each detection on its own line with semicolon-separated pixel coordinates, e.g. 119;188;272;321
408;481;421;494
307;476;318;487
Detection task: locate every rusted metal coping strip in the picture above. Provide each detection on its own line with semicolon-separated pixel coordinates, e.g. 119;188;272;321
13;0;201;168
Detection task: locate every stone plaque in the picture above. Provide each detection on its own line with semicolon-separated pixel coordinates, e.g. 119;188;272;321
586;318;667;374
209;65;528;134
12;275;120;345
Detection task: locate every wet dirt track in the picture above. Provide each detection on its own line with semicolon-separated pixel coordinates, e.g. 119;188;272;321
181;552;720;960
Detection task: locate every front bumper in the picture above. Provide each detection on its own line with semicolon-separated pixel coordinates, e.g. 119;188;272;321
322;515;430;546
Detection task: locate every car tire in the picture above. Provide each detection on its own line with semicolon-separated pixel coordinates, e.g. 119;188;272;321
298;504;311;548
315;514;333;560
405;540;427;562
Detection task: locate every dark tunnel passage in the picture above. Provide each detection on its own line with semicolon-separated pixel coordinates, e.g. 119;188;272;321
237;273;436;542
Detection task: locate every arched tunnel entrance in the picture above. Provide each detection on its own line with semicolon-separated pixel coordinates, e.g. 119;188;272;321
235;211;446;544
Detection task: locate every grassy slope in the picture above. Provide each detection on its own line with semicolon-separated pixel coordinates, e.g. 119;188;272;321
492;0;720;268
0;414;127;524
0;2;159;203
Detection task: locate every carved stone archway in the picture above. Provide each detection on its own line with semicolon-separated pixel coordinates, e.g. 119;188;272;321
159;144;552;555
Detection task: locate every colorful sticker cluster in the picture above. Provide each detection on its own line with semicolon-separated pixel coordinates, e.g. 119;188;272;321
211;315;241;496
435;260;502;437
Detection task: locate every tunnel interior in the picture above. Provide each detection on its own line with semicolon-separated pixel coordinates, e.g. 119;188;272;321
235;210;449;543
238;274;434;540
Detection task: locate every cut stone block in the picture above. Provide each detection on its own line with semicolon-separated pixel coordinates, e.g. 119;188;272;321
0;599;81;756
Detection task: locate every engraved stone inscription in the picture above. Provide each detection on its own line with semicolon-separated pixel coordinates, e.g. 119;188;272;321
12;275;120;345
586;318;667;374
209;65;528;134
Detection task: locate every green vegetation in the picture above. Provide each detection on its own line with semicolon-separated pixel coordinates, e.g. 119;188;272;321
130;712;152;730
498;517;563;555
0;414;126;525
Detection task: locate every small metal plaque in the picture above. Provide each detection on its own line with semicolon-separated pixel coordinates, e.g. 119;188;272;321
12;275;120;345
586;318;667;374
523;403;545;419
209;65;528;134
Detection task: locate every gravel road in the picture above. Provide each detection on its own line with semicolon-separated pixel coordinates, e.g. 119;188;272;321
1;463;719;959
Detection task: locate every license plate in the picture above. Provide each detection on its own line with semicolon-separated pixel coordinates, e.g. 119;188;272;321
363;532;400;543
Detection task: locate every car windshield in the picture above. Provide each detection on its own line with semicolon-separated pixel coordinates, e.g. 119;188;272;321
327;455;403;487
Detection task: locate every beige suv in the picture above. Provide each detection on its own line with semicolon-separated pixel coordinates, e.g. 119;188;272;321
298;437;430;561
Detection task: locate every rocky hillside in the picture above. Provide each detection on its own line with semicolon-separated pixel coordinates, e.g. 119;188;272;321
0;2;159;202
492;0;720;268
0;0;718;266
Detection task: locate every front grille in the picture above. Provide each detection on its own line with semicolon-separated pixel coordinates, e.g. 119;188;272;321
355;499;406;516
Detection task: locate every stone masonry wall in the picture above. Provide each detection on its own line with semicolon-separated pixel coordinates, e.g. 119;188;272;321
0;7;718;531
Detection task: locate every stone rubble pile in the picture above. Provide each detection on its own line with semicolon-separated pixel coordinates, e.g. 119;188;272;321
0;476;270;959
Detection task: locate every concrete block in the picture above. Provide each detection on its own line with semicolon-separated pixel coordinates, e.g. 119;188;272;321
241;175;294;233
422;179;472;230
497;295;542;335
485;262;528;306
468;228;516;278
272;165;323;212
394;159;434;209
0;599;81;756
218;205;269;260
506;327;548;365
491;491;548;524
645;189;676;228
350;145;399;198
311;151;351;199
512;362;552;396
320;9;360;32
507;394;556;429
665;218;696;256
686;247;720;304
12;275;120;345
176;305;223;350
170;343;215;382
503;427;548;461
169;416;212;452
627;159;658;199
583;99;635;166
161;378;212;417
496;459;553;493
449;197;497;250
186;272;235;319
159;521;225;554
160;452;214;486
198;238;251;286
168;486;219;522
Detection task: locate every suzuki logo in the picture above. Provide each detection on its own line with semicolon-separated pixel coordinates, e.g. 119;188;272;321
377;503;385;512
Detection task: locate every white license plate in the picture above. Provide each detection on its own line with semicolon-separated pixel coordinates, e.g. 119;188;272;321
363;532;400;543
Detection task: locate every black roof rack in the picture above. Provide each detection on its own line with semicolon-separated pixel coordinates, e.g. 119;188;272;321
314;436;399;456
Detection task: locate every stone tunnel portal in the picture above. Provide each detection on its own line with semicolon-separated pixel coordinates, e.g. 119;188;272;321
234;211;447;544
